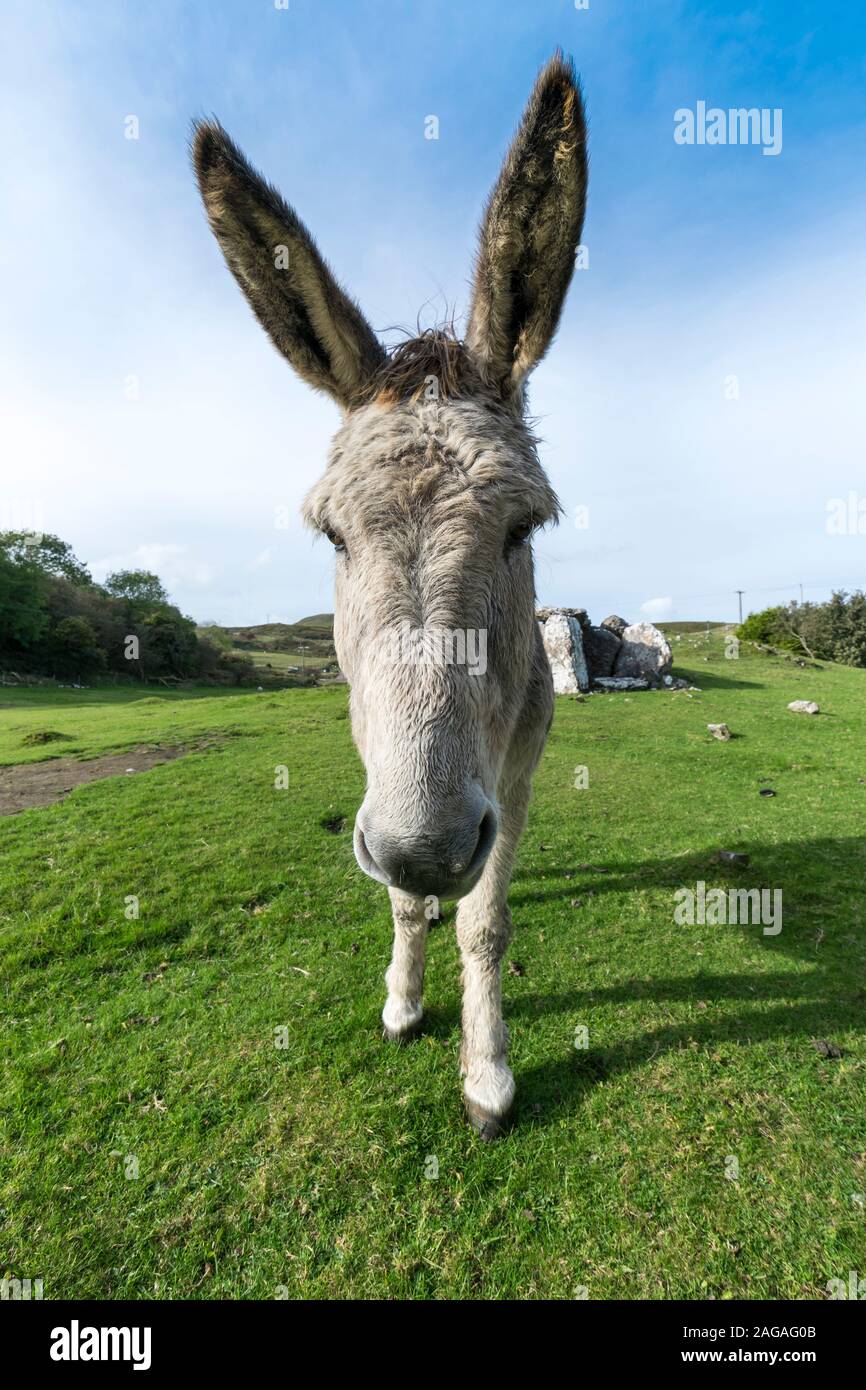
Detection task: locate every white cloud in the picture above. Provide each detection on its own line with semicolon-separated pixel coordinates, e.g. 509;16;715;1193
640;597;674;621
91;544;215;590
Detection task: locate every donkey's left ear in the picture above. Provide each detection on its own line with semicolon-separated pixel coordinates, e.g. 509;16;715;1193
466;52;588;401
192;120;385;409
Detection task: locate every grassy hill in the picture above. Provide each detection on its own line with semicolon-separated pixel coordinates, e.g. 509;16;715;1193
660;620;732;634
199;614;729;673
200;615;338;675
294;613;334;631
2;632;865;1298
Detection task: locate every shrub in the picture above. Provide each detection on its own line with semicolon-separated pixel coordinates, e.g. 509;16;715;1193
738;592;866;667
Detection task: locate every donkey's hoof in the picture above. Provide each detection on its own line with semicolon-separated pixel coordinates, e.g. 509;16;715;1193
464;1098;512;1141
382;1018;423;1045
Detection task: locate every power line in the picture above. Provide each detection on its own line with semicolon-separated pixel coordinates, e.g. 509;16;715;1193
662;578;864;605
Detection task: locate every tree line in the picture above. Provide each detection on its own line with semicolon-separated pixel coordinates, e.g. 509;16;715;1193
0;532;257;684
737;591;866;666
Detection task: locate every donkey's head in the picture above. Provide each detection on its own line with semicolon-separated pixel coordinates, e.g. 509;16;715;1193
194;53;587;899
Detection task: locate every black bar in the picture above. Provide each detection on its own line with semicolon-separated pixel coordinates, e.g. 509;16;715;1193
3;1298;859;1374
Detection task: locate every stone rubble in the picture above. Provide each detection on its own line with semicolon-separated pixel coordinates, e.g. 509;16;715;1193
538;606;681;694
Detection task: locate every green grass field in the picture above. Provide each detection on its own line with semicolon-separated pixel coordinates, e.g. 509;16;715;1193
229;648;333;673
2;634;865;1299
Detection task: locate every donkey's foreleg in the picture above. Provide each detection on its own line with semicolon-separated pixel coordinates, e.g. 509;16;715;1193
456;787;529;1139
382;887;428;1043
457;904;513;1138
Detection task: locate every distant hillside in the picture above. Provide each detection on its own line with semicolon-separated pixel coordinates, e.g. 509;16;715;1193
197;615;337;679
203;615;732;653
659;621;733;634
203;616;332;647
295;613;334;631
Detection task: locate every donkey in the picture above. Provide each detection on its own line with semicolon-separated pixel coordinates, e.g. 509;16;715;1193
193;52;587;1138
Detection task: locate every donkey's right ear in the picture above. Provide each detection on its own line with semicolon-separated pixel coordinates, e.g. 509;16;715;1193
192;121;385;409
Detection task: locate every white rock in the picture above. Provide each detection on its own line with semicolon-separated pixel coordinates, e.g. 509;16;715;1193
539;612;589;694
708;723;731;741
788;700;820;715
613;622;673;682
594;676;650;691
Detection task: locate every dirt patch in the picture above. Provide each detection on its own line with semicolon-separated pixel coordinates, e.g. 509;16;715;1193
0;745;189;816
320;815;347;834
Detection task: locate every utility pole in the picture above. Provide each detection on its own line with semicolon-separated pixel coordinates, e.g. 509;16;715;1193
735;590;745;624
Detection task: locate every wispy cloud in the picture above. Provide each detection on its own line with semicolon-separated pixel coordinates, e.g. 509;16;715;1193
640;597;674;622
92;544;215;590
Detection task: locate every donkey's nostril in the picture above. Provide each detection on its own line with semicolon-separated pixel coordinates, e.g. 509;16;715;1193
444;806;498;880
353;819;392;887
462;806;497;880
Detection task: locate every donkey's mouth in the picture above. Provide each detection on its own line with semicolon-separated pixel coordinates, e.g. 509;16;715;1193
353;805;497;900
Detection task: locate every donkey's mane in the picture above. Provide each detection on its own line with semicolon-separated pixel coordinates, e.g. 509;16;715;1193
368;328;485;406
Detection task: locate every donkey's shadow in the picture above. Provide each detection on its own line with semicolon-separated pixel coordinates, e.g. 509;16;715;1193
513;981;862;1128
426;835;866;1127
511;833;866;967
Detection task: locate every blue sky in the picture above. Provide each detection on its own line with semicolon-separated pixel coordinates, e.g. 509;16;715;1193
2;0;865;625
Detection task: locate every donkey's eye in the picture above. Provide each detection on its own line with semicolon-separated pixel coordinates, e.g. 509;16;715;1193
323;526;346;553
505;519;534;551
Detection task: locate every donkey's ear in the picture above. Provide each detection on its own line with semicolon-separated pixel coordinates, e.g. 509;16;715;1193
192;121;385;408
466;52;587;401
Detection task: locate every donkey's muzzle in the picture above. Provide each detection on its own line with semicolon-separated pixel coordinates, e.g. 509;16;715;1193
354;797;498;900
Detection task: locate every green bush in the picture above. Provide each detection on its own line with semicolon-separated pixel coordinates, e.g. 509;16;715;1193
52;616;107;677
738;591;866;666
736;606;797;650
